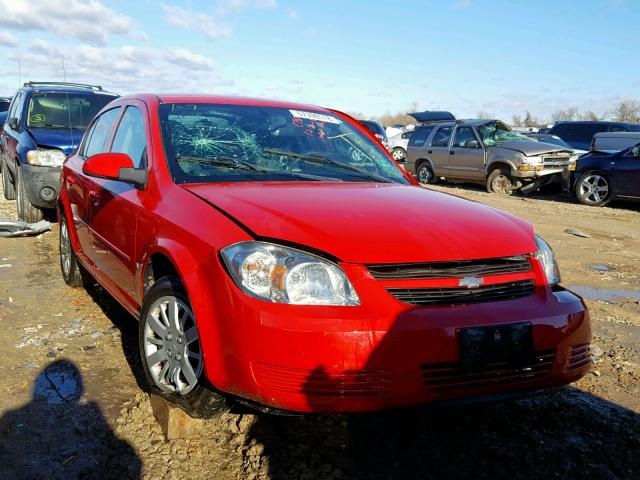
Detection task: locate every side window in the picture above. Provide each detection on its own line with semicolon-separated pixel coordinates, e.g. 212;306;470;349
608;125;626;133
84;107;121;157
407;127;433;147
401;131;413;139
551;124;572;139
573;124;604;144
452;127;478;148
111;106;147;168
431;126;452;147
8;92;23;123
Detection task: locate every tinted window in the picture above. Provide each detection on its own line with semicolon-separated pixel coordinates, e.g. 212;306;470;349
550;124;573;140
0;101;10;113
607;125;626;132
572;124;606;143
111;106;147;168
84;108;121;157
401;131;413;139
359;120;386;137
431;126;452;147
452;127;478;148
408;127;433;147
628;124;640;132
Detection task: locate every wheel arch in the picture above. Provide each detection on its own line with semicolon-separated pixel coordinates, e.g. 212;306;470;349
486;160;515;175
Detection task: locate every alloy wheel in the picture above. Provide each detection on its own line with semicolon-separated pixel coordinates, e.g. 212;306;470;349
578;174;609;205
392;148;405;161
60;219;72;278
143;296;203;395
417;165;432;183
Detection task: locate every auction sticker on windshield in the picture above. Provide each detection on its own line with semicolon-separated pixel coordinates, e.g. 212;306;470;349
289;109;342;124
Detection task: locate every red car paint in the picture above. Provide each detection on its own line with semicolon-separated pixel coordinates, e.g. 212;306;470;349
58;94;590;413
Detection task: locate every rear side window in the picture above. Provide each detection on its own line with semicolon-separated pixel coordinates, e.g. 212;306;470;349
607;125;626;132
111;106;147;168
550;124;573;140
431;126;452;147
408;127;433;147
572;124;606;143
83;107;121;157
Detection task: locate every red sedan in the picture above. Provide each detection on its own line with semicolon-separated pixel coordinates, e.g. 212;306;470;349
57;94;591;415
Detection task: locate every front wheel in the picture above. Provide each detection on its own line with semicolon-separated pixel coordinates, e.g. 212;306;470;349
575;171;612;207
16;166;44;223
1;159;16;200
486;167;516;194
391;148;406;162
139;276;228;418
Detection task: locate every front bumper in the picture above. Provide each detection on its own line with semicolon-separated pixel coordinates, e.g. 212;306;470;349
20;164;61;208
511;167;567;179
205;268;591;413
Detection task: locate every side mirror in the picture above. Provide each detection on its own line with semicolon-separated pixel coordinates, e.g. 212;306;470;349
465;140;480;148
8;118;18;130
82;153;146;188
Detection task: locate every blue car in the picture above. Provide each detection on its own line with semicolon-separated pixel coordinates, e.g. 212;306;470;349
548;121;640;151
1;82;118;221
566;143;640;207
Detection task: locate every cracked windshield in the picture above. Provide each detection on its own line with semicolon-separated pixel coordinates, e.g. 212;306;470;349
476;120;536;147
159;103;408;184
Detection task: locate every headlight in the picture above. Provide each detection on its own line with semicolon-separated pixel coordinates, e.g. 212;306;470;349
221;241;360;306
534;235;561;285
26;149;66;167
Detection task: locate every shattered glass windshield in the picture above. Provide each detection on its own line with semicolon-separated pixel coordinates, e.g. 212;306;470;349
476;121;537;147
159;103;408;184
27;93;116;129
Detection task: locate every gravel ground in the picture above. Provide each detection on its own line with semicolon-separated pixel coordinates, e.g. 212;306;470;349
0;180;638;479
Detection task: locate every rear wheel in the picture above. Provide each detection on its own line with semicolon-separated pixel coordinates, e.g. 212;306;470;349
416;162;437;184
1;159;16;200
575;171;612;207
139;276;228;418
487;167;515;194
16;166;44;223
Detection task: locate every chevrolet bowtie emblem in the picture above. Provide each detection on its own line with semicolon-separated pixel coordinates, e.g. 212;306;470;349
458;276;484;289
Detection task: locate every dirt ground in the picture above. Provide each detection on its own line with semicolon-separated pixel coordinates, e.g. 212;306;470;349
0;181;638;480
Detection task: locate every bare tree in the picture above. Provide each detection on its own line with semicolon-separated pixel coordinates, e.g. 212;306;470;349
511;114;523;127
551;107;579;123
613;100;640;122
476;111;493;119
579;110;601;121
523;111;542;127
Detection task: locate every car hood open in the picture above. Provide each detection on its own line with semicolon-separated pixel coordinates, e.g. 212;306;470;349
494;140;570;156
183;182;536;264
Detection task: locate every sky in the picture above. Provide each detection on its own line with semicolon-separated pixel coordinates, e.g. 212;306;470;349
0;0;638;121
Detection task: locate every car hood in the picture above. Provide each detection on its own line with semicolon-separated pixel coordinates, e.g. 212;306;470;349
183;182;536;264
27;127;84;155
493;140;569;156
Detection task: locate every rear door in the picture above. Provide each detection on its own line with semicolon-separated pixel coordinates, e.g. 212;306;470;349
64;106;122;266
448;126;485;179
88;101;150;306
428;126;453;175
612;147;640;197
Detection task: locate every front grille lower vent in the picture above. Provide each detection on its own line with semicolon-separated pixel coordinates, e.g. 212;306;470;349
421;349;556;392
367;256;531;280
388;280;535;306
565;343;591;372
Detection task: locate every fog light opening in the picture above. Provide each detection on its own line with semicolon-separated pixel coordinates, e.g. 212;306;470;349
40;186;56;201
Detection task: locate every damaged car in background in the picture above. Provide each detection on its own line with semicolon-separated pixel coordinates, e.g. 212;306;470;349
405;112;578;194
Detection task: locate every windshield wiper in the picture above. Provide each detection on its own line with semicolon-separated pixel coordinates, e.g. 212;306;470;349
176;155;268;172
262;148;393;183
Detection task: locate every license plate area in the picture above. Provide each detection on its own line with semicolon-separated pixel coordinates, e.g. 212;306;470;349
459;322;533;376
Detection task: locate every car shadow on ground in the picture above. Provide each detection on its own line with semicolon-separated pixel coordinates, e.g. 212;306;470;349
247;386;639;479
82;280;148;391
0;359;141;479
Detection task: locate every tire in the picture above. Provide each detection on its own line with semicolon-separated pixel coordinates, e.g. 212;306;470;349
1;158;16;201
486;167;516;194
139;276;228;418
416;162;437;184
575;171;612;207
59;213;87;287
391;148;406;162
16;165;44;223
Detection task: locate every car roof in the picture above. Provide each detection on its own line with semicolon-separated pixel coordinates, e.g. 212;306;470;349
20;82;117;96
150;94;329;112
553;120;632;126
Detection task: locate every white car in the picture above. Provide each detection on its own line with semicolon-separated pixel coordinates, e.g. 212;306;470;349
388;130;414;162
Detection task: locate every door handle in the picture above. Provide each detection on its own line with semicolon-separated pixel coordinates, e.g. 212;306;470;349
450;151;455;155
427;150;433;154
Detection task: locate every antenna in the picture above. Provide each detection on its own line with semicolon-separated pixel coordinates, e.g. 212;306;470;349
61;53;74;145
18;55;21;87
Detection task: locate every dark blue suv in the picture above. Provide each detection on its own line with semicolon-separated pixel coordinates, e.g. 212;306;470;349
1;82;118;222
548;121;640;151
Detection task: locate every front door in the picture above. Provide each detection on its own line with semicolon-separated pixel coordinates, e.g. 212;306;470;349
448;126;485;179
88;103;150;306
612;148;640;197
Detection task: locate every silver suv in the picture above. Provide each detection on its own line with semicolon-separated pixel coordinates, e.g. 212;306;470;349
405;117;578;193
